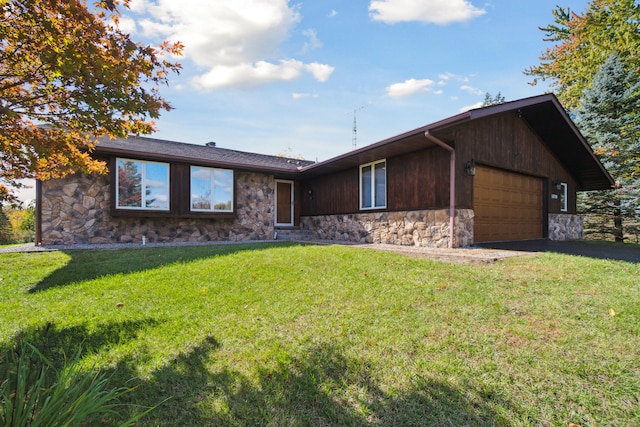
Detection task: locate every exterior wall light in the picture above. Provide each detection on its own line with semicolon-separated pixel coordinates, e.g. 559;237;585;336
465;160;476;176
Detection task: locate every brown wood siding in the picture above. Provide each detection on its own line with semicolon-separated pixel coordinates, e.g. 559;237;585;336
473;166;543;242
436;112;579;214
301;168;359;216
300;146;450;216
387;147;450;211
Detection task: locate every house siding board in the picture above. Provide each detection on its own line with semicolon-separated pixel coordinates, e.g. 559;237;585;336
301;168;359;216
301;147;450;216
437;112;579;214
387;147;450;211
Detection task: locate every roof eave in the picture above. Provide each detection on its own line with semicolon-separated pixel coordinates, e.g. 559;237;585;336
94;145;304;176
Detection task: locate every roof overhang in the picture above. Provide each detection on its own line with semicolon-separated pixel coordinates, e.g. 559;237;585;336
299;126;439;179
431;94;614;190
93;136;308;179
302;94;614;190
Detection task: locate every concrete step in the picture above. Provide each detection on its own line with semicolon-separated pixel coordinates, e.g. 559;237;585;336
273;228;317;242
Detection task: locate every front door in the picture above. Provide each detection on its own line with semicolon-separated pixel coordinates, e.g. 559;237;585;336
275;180;294;226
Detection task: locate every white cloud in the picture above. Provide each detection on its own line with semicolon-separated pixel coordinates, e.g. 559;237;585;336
146;179;168;189
369;0;486;24
116;15;137;34
301;29;323;53
438;72;469;83
460;85;484;95
386;78;434;97
128;0;333;89
193;60;305;90
328;9;338;17
292;93;319;99
459;101;483;112
304;63;335;82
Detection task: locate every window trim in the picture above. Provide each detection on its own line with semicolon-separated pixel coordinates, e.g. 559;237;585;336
190;166;234;213
560;182;568;212
359;159;387;210
115;158;170;211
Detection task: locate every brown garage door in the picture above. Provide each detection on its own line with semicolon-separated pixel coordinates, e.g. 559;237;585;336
473;166;543;242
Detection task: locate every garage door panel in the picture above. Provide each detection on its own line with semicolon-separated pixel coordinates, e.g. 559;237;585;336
474;166;543;243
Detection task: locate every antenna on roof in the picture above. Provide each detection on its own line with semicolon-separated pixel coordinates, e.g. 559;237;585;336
351;103;370;150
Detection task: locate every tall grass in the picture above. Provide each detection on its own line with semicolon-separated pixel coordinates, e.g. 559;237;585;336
0;340;153;426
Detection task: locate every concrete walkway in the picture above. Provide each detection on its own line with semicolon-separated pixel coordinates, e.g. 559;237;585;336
3;239;637;263
0;240;532;264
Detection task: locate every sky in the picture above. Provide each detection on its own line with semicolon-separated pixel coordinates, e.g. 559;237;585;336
14;0;590;202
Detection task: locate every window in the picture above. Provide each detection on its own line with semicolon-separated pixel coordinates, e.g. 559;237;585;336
360;159;386;210
116;158;169;210
190;166;234;212
560;182;568;212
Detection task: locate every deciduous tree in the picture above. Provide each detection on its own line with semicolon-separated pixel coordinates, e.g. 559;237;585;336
0;0;182;202
525;0;640;110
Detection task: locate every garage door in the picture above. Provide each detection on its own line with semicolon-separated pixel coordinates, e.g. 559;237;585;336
473;166;543;242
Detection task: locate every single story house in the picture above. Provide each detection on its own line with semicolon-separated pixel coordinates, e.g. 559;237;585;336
35;93;614;248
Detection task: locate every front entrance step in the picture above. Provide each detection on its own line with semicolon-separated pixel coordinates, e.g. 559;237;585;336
273;228;317;242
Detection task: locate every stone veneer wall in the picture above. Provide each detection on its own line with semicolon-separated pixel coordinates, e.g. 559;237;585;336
548;213;583;241
40;172;275;245
300;209;474;248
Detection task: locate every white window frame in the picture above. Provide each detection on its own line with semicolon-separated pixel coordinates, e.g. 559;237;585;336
359;159;387;210
560;182;568;212
190;166;234;213
115;158;170;211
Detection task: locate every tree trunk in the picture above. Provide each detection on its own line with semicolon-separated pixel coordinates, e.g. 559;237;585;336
614;206;624;242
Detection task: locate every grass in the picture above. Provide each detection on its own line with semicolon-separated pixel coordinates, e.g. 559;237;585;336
1;242;639;426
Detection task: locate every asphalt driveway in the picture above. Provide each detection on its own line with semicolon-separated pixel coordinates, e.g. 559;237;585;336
475;239;640;263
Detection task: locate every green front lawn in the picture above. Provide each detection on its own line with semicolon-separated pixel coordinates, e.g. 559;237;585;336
1;243;638;426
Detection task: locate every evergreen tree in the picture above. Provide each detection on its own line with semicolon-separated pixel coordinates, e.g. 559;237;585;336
576;53;640;241
482;92;506;106
526;0;640;110
0;205;13;244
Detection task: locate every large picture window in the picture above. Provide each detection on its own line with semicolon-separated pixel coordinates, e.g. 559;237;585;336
116;158;169;210
191;166;234;212
360;159;386;210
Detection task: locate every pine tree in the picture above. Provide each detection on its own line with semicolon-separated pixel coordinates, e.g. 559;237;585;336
482;92;506;106
576;53;640;241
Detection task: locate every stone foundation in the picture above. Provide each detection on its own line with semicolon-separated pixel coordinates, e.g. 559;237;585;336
300;209;474;248
40;172;275;245
548;213;583;241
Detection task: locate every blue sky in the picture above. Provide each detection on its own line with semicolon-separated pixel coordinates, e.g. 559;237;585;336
15;0;589;202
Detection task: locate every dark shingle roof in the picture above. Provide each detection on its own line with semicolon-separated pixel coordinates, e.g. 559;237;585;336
94;135;314;174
